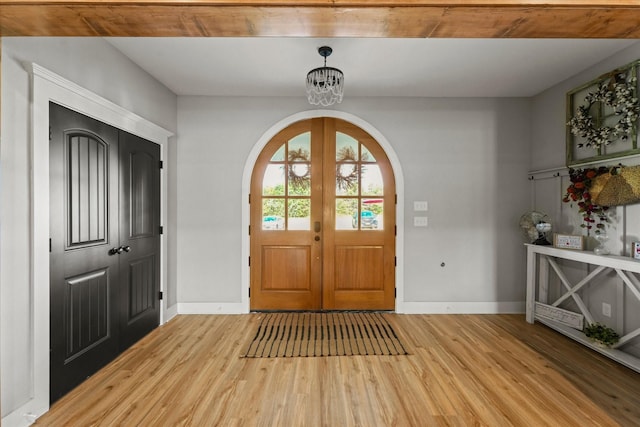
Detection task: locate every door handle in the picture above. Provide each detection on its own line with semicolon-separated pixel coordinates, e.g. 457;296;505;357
109;246;131;255
314;221;321;233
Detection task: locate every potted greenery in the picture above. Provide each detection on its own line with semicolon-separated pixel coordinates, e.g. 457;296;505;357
584;322;620;348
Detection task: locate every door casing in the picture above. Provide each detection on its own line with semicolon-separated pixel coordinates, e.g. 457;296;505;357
17;64;172;421
242;110;405;314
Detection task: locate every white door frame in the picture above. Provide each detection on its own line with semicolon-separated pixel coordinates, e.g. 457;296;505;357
5;63;173;424
241;111;405;313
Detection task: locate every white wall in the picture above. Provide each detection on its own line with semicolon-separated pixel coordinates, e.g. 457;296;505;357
2;37;534;424
176;96;531;313
1;38;178;421
530;41;640;359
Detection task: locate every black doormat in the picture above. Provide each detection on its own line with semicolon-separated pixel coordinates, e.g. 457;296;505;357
242;312;409;358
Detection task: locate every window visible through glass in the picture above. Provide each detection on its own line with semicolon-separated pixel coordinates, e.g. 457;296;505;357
262;132;312;231
335;132;383;230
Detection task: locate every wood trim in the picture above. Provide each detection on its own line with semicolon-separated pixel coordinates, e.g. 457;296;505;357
2;2;640;37
3;0;640;6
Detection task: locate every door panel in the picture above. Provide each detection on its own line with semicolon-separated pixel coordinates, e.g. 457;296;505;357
50;103;120;403
323;120;396;310
250;120;323;310
333;246;384;290
250;118;395;311
65;268;110;360
262;246;311;290
67;134;108;247
118;131;161;350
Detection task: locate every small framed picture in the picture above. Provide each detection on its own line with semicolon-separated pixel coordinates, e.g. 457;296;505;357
553;233;584;250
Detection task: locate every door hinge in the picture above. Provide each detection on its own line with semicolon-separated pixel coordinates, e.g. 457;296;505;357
395;288;397;298
248;225;251;235
395;194;397;205
159;226;164;235
248;256;251;267
248;193;251;204
394;225;397;236
394;256;397;267
159;160;164;169
49;238;52;253
158;291;164;300
49;126;52;142
248;287;251;297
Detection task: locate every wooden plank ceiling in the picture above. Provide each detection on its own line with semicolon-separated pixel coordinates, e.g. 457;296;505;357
1;0;640;38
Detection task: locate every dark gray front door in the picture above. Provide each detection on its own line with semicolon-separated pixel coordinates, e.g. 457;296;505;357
49;103;161;403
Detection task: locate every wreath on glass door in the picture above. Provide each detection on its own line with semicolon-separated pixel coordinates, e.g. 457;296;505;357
568;72;640;150
287;148;311;191
335;146;364;191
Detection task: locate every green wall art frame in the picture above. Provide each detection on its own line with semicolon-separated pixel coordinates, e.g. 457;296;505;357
566;59;640;166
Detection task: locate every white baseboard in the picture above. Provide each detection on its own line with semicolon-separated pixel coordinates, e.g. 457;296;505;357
163;303;179;322
398;301;525;314
175;301;524;315
177;302;249;314
2;399;46;427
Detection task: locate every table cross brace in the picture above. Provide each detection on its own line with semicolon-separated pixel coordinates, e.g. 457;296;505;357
547;257;608;325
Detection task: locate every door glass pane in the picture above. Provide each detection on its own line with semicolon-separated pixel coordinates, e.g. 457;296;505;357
336;163;358;196
270;144;285;161
288;133;311;162
361;165;383;196
288;199;310;230
361;144;376;162
263;164;285;196
288;133;311;196
262;199;285;230
336;198;358;230
362;200;383;230
336;132;359;161
288;163;311;196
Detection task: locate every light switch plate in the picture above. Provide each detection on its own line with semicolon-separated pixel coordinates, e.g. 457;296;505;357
414;216;428;227
414;201;428;211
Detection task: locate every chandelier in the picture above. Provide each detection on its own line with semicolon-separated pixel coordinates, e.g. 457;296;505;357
306;46;344;107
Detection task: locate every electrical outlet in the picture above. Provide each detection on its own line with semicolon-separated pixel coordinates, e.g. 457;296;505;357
414;216;428;227
602;302;612;318
414;201;428;211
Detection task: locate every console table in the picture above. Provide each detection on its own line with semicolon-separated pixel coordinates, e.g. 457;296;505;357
526;243;640;373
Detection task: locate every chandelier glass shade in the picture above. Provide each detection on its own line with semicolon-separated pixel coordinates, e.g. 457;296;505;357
306;46;344;107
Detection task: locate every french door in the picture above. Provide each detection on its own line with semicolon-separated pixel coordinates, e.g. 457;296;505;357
250;118;395;311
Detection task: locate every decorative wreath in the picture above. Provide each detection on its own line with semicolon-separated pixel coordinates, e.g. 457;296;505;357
287;148;311;191
568;73;640;150
336;146;367;191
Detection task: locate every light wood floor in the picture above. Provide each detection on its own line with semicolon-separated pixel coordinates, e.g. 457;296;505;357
36;314;640;426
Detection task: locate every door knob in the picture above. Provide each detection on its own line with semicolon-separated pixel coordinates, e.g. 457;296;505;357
109;246;131;255
315;236;320;241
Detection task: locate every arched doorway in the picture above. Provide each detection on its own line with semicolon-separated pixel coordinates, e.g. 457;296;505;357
250;117;396;310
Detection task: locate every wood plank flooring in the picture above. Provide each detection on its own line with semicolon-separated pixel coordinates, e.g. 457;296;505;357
36;314;640;426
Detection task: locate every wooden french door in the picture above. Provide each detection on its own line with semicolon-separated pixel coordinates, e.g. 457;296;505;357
49;103;161;403
250;118;395;311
